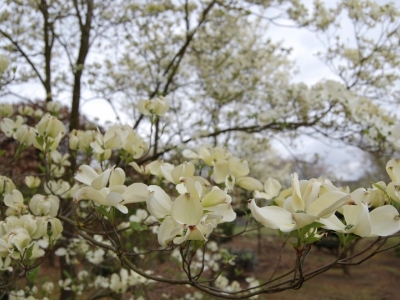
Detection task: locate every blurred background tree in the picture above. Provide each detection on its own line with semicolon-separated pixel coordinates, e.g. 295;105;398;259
1;0;399;181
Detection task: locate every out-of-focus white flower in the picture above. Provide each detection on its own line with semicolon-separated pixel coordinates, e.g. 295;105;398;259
183;145;231;167
25;176;41;189
8;290;26;300
42;282;54;294
94;276;109;289
78;270;89;281
13;124;36;146
46;101;61;114
0;176;16;195
0;103;13;117
206;241;219;252
36;113;65;139
59;278;72;291
86;248;105;264
0;256;12;271
109;272;128;294
137;96;169;116
34;109;44;118
17;105;34;116
0;116;24;137
129;208;157;225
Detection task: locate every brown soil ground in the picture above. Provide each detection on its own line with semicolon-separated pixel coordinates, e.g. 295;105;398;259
147;232;400;300
231;234;400;300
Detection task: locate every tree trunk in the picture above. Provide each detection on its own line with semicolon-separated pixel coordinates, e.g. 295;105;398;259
69;0;93;132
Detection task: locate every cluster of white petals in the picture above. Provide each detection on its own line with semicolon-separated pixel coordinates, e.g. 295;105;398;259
69;124;148;160
74;165;148;213
146;176;235;246
249;159;400;238
183;144;263;192
137;96;169;117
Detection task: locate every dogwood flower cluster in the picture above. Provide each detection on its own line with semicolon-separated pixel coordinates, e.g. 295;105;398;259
182;144;263;192
137;96;169;117
146;178;235;247
0;104;66;152
96;268;153;294
74;165;148;213
73;160;236;246
69;124;148;160
3;97;400;299
0;179;63;261
249;159;400;238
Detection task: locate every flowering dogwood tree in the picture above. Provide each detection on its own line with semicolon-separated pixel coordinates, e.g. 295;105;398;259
1;0;400;299
1;95;400;299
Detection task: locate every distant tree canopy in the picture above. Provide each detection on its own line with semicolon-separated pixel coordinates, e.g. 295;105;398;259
1;0;400;162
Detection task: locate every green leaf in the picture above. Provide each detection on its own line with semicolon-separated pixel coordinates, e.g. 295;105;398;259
26;266;40;282
221;251;237;264
335;232;358;248
130;222;148;232
96;206;112;221
299;222;324;236
191;240;206;252
25;243;34;260
63;270;72;279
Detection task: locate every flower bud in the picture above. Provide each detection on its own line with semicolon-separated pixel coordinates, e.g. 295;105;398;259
137;96;169;116
34;216;63;239
0;176;16;195
13;125;36;146
0;103;13;117
25;176;41;189
34;108;44;118
17;105;34;116
29;194;60;217
46;101;61;114
0;116;24;137
36;113;66;138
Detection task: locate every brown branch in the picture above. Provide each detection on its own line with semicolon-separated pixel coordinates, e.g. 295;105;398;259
0;30;45;87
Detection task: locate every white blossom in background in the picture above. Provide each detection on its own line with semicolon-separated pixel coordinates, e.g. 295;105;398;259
137;96;169;116
25;176;41;189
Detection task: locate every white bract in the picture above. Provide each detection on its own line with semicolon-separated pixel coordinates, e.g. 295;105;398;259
249;173;354;232
137;96;169;116
147;176;235;247
74;165;148;213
